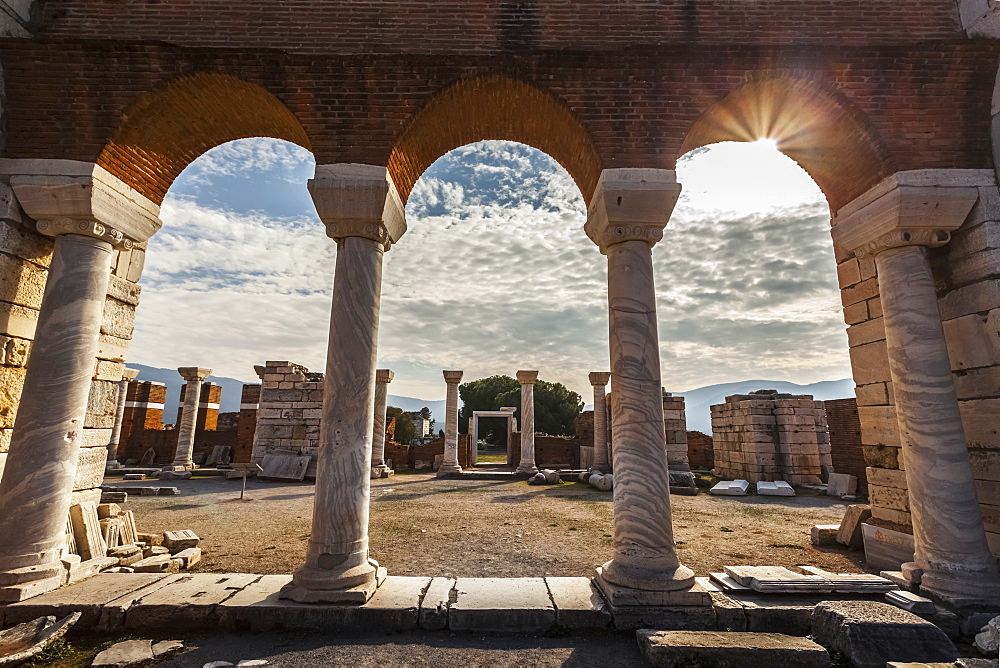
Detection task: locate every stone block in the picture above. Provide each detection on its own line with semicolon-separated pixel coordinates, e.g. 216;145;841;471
871;505;912;527
91;639;154;668
863;444;900;469
837;504;872;547
125;573;259;630
162;530;200;552
843;301;868;325
757;481;795;496
960;398;1000;448
636;630;830;667
944;313;998;370
810;525;840;546
850;340;891;386
710;480;749;496
106;274;141;306
172;547;201;569
847;317;886;347
861;523;915;573
158;470;191;481
870;484;910;512
885;590;936;615
0;364;26;428
419;577;455;630
100;297;135;339
854;382;890;406
73;447;109;491
811;601;958;668
545;577;611;629
858;405;900;446
131;555;179;573
450;577;555;632
70;501;107;560
866;466;907;488
939;279;1000;320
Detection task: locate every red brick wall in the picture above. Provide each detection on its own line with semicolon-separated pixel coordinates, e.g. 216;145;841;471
233;384;260;464
118;426;236;466
825;397;869;494
686;430;714;471
508;433;582;469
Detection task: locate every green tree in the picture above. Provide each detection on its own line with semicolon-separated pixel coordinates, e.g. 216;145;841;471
459;375;583;438
385;405;417;445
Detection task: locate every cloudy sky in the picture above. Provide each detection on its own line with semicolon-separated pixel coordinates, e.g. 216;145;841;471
129;138;852;401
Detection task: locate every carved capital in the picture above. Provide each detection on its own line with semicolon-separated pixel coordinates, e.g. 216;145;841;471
831;171;981;258
516;370;539;385
309;164;407;250
585;168;680;254
178;367;212;383
589;371;611;387
3;160;162;245
443;370;463;384
375;369;395;385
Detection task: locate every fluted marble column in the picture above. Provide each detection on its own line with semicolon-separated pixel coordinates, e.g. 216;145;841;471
107;367;140;468
515;370;539;475
438;370;464;476
0;162;161;602
168;368;211;470
585;169;699;605
371;369;394;477
589;372;611;473
832;171;1000;606
282;163;406;603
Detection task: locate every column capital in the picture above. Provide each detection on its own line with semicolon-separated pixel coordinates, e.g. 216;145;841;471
375;369;395;384
309;164;407;250
831;169;983;258
589;371;611;386
585;168;681;254
516;370;539;385
178;367;212;383
122;368;140;382
2;159;162;249
443;370;463;384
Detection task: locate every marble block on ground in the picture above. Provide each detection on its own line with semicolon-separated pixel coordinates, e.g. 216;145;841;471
710;480;749;496
861;523;914;572
757;481;795;496
885;590;936;615
637;630;830;667
260;454;310;481
827;472;857;497
544;577;612;629
450;577;555;632
811;525;840;546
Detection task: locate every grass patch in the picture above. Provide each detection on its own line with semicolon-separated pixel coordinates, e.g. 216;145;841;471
771;543;805;550
720;527;734;533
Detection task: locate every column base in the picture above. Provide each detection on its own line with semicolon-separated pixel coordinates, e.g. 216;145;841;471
920;571;1000;610
515;465;538;476
597;558;696;592
0;561;64;603
163;464;196;472
594;568;714;630
370;465;393;479
594;565;708;605
280;565;387;604
437;463;463;476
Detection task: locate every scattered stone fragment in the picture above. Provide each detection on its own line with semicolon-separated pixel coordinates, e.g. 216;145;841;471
710;480;749;496
122;473;145;481
757;481;795;497
975;615;1000;656
151;640;184;657
836;505;872;548
163;529;201;552
143;545;169;559
131;554;180;573
91;639;154;667
237;661;268;666
203;662;234;668
0;613;80;666
108;545;143;566
173;547;202;569
137;532;163;546
826;472;857;497
159;470;192;481
810;525;840;546
636;629;829;667
885;590;936;615
812;600;958;668
97;503;122;519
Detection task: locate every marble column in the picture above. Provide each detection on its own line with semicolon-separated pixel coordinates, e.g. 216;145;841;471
438;370;464;476
515;370;539;475
831;171;1000;606
371;369;394;477
589;372;611;473
167;368;211;470
282;163;406;604
107;367;140;468
0;163;160;602
585;168;700;605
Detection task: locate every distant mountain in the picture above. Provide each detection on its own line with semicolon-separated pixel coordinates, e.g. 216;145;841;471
668;378;855;434
130;364;448;426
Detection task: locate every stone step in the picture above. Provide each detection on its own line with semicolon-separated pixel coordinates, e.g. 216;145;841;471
636;630;830;667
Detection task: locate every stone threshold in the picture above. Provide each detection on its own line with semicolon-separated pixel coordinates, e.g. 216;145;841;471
0;573;885;635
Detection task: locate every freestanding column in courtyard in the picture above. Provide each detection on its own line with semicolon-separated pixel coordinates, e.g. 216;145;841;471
282;164;406;603
589;371;611;473
515;370;539;475
585;168;700;605
371;369;394;478
167;367;212;470
107;367;141;469
0;163;160;601
438;370;464;476
832;171;1000;606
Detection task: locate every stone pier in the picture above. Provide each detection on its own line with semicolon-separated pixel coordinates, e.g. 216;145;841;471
167;367;212;471
589;372;611;473
585;169;705;611
515;370;539;475
0;163;160;602
281;163;405;604
371;369;394;478
438;371;464;476
831;170;1000;607
107;367;140;469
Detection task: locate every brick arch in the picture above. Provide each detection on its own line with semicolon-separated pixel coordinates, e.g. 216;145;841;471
387;74;601;204
678;75;893;212
97;72;312;205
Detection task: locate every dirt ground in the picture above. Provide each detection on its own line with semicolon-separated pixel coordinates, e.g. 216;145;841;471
111;471;868;577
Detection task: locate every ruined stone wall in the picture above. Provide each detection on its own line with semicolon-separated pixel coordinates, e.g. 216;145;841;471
251;361;322;470
233;384;260;464
686;431;714;472
663;393;689;472
836;175;1000;554
824;397;868;495
710;391;831;485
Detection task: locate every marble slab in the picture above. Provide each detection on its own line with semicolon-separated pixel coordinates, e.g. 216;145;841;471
710;480;749;496
259;454;309;481
861;523;915;572
757;481;795;496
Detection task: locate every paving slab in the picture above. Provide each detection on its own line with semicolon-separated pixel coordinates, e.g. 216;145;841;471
91;639;154;667
217;574;428;632
544;577;611;629
812;600;958;668
637;629;830;667
419;577;455;630
0;574;170;628
450;577;555;632
125;573;260;631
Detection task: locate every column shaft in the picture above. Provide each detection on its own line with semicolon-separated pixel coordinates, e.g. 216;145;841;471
590;373;611;473
371;378;389;469
438;373;463;475
0;234;113;585
600;239;693;591
285;237;383;601
107;378;129;464
171;381;202;468
876;245;1000;599
516;381;537;474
